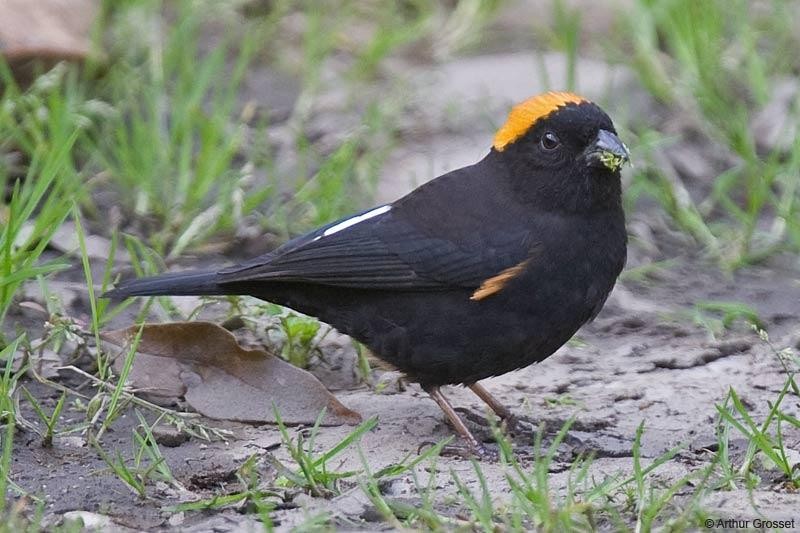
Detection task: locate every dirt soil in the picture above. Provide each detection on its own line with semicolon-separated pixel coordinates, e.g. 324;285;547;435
6;3;800;531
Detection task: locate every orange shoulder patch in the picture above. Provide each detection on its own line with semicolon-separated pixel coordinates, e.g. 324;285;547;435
470;260;530;301
493;92;587;151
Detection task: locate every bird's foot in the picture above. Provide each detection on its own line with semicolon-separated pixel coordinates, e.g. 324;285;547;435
453;408;550;444
504;415;538;438
419;440;499;461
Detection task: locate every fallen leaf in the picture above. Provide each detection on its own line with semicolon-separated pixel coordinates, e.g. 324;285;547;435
111;350;186;401
17;301;48;315
0;0;98;64
102;322;362;426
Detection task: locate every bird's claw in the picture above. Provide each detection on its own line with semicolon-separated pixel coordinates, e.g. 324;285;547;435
454;407;539;439
441;443;499;461
418;440;499;461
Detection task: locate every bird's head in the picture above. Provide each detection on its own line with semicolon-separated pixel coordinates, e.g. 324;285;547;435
492;92;629;212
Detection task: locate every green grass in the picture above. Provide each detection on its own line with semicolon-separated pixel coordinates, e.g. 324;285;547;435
1;0;416;326
690;300;765;339
168;453;277;528
19;388;66;448
93;410;181;498
271;408;379;497
257;303;329;369
0;338;23;507
615;0;800;267
0;337;49;530
88;0;261;258
0;65;84;327
714;329;800;489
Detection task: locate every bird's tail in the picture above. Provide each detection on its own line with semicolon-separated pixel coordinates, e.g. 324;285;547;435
102;270;225;299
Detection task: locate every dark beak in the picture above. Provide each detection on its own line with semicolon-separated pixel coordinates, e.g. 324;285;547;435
585;129;630;172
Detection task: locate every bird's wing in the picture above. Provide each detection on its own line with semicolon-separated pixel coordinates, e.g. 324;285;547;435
216;205;534;291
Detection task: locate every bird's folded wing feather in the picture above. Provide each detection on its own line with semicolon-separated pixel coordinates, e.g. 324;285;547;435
216;209;533;291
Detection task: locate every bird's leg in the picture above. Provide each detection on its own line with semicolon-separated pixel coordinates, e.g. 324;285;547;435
468;383;514;421
422;384;493;458
468;383;535;434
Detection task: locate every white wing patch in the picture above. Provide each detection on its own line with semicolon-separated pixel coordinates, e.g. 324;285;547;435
321;205;391;237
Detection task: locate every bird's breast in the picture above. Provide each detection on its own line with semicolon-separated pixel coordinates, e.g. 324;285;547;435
500;211;626;316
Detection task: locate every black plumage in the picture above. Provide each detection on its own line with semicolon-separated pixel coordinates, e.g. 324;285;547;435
104;93;629;456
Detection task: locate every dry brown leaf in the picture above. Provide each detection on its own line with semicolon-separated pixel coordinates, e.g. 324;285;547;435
0;0;98;63
101;322;362;426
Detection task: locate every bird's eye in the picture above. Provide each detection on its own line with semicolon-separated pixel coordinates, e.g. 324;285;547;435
540;132;560;151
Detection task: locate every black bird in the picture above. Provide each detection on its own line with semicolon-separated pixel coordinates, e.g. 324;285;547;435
104;92;629;456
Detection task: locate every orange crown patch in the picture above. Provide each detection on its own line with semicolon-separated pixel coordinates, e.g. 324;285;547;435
493;92;587;151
